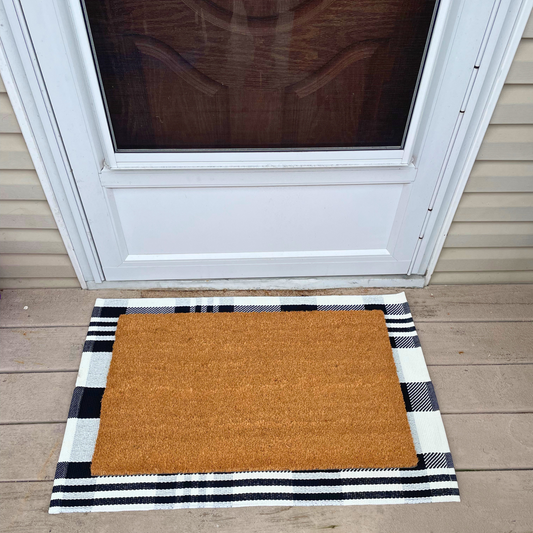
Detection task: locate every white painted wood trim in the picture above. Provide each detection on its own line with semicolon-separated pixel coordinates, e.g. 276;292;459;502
424;0;533;285
0;41;87;288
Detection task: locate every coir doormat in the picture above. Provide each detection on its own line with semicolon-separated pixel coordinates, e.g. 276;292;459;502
50;294;459;513
91;310;418;475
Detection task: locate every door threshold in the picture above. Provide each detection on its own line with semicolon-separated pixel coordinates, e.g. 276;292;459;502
86;275;426;291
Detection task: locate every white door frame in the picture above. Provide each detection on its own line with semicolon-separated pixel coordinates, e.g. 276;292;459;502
1;0;531;288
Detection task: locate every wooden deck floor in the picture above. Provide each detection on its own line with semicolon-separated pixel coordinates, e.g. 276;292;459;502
0;285;532;533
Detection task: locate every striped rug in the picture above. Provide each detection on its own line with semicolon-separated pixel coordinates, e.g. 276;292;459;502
49;293;460;513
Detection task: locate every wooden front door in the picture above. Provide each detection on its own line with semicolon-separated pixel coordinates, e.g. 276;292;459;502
84;0;435;150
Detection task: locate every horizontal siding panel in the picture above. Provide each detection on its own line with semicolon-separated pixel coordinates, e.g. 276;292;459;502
490;85;533;124
0;170;46;200
434;248;533;272
0;200;57;229
524;11;533;38
0;254;77;278
454;192;533;221
506;39;533;84
0;133;33;169
0;229;67;254
465;161;533;192
0;93;21;133
0;278;80;289
444;222;533;247
477;125;533;160
431;271;533;284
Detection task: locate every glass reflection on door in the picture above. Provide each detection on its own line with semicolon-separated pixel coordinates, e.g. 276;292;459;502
83;0;438;151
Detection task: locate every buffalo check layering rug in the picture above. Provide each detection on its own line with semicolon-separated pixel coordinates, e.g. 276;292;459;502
50;294;460;513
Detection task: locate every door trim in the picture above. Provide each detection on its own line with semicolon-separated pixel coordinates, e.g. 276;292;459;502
0;0;530;287
0;39;88;288
0;0;103;284
423;0;533;283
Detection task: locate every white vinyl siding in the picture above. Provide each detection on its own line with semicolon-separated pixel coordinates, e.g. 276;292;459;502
0;76;80;289
432;13;533;285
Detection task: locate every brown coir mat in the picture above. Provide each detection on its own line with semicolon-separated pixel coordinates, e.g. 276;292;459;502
91;310;418;476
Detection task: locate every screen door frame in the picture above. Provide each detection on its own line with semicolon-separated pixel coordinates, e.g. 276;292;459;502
69;0;450;171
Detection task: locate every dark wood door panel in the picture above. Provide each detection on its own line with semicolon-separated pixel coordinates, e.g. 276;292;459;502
130;35;230;149
83;0;437;150
282;41;379;147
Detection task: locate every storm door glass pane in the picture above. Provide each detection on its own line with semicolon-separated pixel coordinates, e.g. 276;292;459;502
82;0;438;151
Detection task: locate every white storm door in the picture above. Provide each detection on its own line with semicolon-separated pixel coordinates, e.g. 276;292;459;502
19;0;507;281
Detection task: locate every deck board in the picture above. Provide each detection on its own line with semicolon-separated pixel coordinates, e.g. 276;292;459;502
416;322;533;365
1;285;533;327
1;322;532;373
430;365;533;413
0;424;65;481
0;327;87;372
0;373;76;424
2;365;531;424
1;414;532;483
0;289;141;327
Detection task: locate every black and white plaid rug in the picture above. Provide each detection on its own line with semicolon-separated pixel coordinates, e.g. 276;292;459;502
49;293;459;513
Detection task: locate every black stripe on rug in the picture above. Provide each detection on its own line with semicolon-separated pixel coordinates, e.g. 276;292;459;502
67;387;105;419
50;487;460;507
52;473;458;493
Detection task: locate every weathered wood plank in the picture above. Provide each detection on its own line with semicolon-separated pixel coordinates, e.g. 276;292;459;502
0;373;76;423
1;472;532;533
430;365;533;414
442;413;533;470
1;365;531;423
417;321;533;365
0;424;65;481
1;321;529;374
1;415;530;482
0;327;86;372
140;285;533;323
405;284;533;321
0;289;398;328
430;270;533;284
0;289;141;327
1;286;533;326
